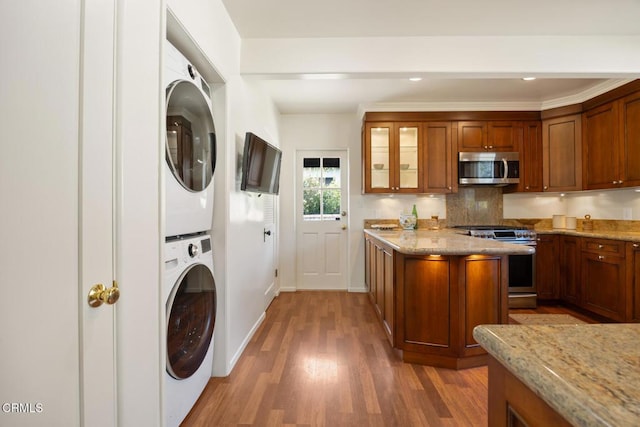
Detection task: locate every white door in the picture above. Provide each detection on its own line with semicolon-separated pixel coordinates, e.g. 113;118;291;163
0;2;117;426
296;151;349;290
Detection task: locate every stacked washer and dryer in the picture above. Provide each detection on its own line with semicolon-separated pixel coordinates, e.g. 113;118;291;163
163;39;217;426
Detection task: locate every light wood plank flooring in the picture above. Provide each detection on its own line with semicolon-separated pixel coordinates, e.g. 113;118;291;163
182;291;489;426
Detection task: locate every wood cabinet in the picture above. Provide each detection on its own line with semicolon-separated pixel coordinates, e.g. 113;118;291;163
396;252;508;369
457;121;487;151
364;234;395;345
540;234;640;323
488;356;573;427
582;91;640;189
627;242;640;322
456;121;520;152
535;234;558;300
542;114;582;192
559;235;580;305
581;238;626;321
520;121;543;192
619;91;640;187
363;122;422;193
582;101;620;189
422;122;456;193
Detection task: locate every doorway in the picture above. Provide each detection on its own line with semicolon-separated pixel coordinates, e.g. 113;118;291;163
295;150;349;290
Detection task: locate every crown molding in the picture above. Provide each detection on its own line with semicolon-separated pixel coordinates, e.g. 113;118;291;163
357;78;636;118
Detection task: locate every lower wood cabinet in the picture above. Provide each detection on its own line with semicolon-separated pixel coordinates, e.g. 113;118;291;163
395;252;508;369
365;235;395;345
488;356;572;427
535;234;558;300
581;238;626;321
559;235;581;305
540;234;640;323
628;242;640;322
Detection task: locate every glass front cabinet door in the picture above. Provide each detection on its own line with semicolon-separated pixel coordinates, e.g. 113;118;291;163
364;122;422;193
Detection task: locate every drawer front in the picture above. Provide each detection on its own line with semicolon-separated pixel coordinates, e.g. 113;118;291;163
583;239;624;256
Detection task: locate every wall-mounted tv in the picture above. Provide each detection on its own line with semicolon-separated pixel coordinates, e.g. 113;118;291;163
240;132;282;195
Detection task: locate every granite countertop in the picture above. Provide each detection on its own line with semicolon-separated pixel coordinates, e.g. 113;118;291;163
364;228;534;256
473;323;640;426
536;228;640;243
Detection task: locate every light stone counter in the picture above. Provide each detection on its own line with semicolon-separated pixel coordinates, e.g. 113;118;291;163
473;323;640;426
535;228;640;243
364;228;534;256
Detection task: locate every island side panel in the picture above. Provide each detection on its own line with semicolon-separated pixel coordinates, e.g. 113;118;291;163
461;254;508;357
488;356;573;427
397;252;509;369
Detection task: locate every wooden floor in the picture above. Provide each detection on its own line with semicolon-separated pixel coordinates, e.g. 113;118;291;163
182;292;599;426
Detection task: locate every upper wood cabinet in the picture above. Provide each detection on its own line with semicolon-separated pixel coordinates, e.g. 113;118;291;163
363;122;423;193
457;121;520;152
519;121;543;192
619;91;640;187
422;122;456;193
583;101;620;189
583;91;640;189
457;121;487;151
542;114;582;192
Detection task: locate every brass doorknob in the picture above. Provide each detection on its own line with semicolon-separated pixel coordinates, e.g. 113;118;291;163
88;281;120;308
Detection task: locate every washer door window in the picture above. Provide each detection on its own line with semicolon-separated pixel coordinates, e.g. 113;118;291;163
166;80;216;192
166;263;216;379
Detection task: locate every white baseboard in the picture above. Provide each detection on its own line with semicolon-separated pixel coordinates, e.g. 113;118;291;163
228;311;266;372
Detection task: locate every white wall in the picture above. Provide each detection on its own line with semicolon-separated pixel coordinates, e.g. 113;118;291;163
167;0;280;377
504;188;640;221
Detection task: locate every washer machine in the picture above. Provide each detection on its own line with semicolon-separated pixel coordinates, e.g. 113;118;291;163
164;40;216;237
164;234;217;426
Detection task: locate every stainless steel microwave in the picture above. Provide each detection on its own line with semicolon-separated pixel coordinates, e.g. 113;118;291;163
458;152;520;185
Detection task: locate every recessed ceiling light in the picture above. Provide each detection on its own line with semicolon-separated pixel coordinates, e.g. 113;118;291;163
522;77;536;81
409;77;422;82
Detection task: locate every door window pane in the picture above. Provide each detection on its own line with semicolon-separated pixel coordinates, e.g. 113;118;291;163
302;157;341;221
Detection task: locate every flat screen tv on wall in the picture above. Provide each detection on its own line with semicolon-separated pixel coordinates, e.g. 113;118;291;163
240;132;282;195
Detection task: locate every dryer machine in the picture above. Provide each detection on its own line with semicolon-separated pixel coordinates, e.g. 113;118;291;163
164;234;216;426
165;40;216;237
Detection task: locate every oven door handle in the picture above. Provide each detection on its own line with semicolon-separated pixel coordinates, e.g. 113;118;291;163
502;158;508;180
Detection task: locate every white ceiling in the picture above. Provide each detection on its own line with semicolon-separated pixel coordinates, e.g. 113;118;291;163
221;0;640;114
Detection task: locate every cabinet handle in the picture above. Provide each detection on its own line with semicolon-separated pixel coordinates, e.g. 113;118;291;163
619;180;623;184
598;255;605;260
543;186;548;190
598;244;604;249
488;145;494;149
634;243;639;248
525;186;530;190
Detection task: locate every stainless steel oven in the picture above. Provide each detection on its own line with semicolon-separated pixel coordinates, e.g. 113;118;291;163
456;226;537;308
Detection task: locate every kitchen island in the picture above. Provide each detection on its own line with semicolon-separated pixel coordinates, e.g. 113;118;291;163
473;323;640;426
364;228;533;369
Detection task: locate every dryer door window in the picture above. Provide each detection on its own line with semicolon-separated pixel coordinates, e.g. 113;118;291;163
166;80;216;192
166;263;216;379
